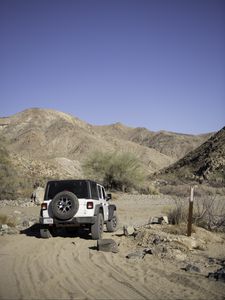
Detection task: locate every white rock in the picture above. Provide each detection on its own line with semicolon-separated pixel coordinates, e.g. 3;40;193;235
1;224;9;230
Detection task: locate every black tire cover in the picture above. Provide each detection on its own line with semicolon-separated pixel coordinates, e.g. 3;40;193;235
51;191;79;220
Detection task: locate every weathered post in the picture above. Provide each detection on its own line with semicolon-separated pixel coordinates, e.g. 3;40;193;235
187;186;194;237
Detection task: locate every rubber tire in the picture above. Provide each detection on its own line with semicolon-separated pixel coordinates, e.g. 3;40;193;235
106;211;118;232
51;191;79;220
40;228;52;239
91;213;103;240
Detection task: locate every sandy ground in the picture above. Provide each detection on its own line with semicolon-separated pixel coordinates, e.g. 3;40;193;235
0;195;225;300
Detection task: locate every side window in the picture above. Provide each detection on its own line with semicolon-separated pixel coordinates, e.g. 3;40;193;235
101;187;106;199
97;185;102;199
90;181;98;200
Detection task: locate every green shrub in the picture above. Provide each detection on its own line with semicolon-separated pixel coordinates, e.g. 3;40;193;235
83;151;146;192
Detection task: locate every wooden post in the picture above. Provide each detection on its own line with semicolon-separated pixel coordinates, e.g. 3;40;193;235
187;186;194;237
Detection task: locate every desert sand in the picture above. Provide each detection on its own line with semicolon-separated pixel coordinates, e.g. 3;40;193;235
0;195;225;300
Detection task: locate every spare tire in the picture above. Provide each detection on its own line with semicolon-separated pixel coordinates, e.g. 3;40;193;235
51;191;79;220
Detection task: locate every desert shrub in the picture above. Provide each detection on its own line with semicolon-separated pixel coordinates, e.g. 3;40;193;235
167;194;225;232
0;213;17;227
168;198;188;225
159;184;190;197
0;138;45;199
139;184;160;195
0;142;19;199
83;151;146;192
163;223;196;235
193;196;225;231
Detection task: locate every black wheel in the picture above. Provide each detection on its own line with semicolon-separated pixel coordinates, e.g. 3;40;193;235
51;191;79;220
106;211;118;232
91;213;103;240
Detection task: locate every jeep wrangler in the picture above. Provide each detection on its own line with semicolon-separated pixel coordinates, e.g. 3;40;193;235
39;179;118;239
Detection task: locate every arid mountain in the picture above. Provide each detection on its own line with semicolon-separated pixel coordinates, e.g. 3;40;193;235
0;108;172;179
0;108;213;182
94;124;211;159
159;126;225;185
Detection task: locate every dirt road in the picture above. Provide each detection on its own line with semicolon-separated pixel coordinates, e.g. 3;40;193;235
0;195;225;300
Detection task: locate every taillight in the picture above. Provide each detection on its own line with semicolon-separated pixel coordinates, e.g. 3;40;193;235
87;201;93;209
41;203;47;210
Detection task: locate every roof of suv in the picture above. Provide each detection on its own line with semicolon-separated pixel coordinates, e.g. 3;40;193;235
44;179;104;200
46;179;102;185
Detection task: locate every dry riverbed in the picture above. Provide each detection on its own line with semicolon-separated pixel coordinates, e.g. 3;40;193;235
0;194;225;300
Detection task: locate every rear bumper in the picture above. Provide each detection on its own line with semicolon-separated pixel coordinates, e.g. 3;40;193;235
39;216;97;226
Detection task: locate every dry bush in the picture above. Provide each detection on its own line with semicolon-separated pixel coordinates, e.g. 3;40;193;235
193;196;225;231
139;184;160;195
167;195;225;232
0;214;17;227
167;198;188;225
163;223;196;235
159;185;190;198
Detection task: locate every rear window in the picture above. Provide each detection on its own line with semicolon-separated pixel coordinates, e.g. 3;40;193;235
90;181;99;200
45;180;89;200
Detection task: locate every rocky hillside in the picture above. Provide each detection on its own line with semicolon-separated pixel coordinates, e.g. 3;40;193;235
0;108;172;179
0;108;213;187
159;126;225;185
94;124;211;160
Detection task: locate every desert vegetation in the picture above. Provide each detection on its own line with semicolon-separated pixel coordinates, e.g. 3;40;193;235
0;138;19;199
83;151;146;192
167;194;225;232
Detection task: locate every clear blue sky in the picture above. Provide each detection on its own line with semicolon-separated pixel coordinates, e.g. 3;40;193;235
0;0;224;134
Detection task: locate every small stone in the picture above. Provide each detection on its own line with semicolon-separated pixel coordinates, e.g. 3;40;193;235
208;267;225;282
123;225;135;236
28;221;34;227
183;264;200;273
152;235;162;245
162;216;169;224
7;227;18;235
1;224;9;231
148;217;160;224
126;251;145;259
22;220;30;227
97;239;119;253
14;210;21;214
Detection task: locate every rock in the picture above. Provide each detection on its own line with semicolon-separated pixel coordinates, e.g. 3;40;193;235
208;267;225;282
148;216;168;224
174;237;206;251
134;230;145;241
183;264;201;273
7;227;18;235
1;224;9;231
174;251;187;261
162;216;169;224
22;220;30;228
97;239;119;253
126;251;145;259
148;217;161;224
126;248;153;259
14;210;21;214
115;228;124;235
152;234;163;245
28;221;35;227
123;225;134;236
151;245;168;257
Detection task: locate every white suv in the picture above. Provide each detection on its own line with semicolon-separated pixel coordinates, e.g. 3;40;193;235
39;180;117;239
